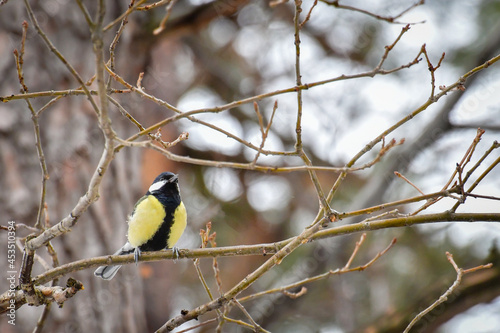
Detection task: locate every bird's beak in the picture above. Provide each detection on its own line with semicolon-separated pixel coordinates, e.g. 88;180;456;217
169;174;179;182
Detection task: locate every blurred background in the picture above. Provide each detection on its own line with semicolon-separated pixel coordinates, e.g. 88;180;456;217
1;0;500;332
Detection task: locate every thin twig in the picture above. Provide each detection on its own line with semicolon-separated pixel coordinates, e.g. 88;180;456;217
137;0;171;11
282;286;307;299
238;237;396;303
75;0;94;27
156;216;325;331
194;261;215;302
24;0;118;252
103;0;148;32
23;0;100;115
232;298;271;333
464;192;500;201
344;233;367;269
135;137;345;172
403;252;493;333
175;318;217;333
153;0;179;35
220;316;257;331
251;101;279;165
294;0;303;151
195;223;216;302
33;205;59;333
375;24;413;71
206;226;224;297
420;44;446;100
363;209;402;222
293;0;334;220
36;95;64;117
413;129;488;214
107;0;136;89
0;88;129;102
356;138;405;171
321;0;425;25
328;52;500;210
462;140;499;184
394;171;425;195
300;0;318;27
13;20;50;230
105;66;296;157
452;154;500;212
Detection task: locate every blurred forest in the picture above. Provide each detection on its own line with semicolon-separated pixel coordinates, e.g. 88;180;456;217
1;0;500;332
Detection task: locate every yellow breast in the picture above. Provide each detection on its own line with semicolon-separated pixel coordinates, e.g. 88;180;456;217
127;196;166;248
167;201;187;248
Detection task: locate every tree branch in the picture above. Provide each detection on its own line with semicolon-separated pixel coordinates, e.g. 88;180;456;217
403;252;493;333
3;212;498;314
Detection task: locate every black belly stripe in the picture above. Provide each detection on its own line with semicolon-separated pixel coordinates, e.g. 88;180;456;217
139;212;174;251
139;189;181;252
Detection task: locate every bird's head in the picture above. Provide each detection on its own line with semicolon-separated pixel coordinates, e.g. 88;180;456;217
148;172;179;194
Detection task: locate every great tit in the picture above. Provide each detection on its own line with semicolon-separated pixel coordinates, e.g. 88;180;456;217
94;172;187;280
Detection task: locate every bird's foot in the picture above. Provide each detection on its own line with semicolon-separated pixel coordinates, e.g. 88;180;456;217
172;247;180;262
134;247;141;265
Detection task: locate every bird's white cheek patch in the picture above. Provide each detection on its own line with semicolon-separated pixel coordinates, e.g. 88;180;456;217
149;179;167;193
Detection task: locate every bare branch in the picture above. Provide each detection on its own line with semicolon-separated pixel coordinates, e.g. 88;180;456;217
403;252;493;333
232;298;271;333
300;0;319;28
153;0;179;35
0;213;492;305
13;20;49;230
327;52;500;206
394;171;425;196
321;0;425;24
251;101;279;165
23;0;118;252
23;0;100;115
238;236;396;303
103;0;148;32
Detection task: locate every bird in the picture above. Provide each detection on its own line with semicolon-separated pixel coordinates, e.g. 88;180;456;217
94;172;187;280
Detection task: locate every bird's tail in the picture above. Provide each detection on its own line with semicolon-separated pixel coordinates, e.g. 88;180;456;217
94;242;135;280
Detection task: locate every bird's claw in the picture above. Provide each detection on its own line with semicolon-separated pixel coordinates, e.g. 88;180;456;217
134;247;141;265
172;247;180;262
